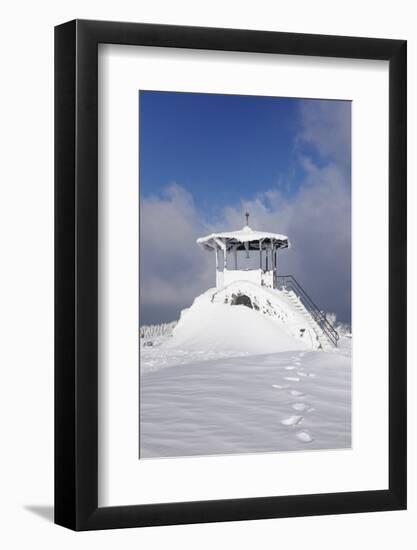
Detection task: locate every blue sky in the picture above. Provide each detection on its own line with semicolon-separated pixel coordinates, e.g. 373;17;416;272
139;91;351;325
140;92;325;219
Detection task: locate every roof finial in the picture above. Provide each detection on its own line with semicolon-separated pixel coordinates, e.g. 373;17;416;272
245;211;249;226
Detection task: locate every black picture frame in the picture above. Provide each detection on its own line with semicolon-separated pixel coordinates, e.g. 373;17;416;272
55;19;407;531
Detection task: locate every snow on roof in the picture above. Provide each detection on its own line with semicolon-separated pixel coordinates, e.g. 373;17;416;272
197;225;289;251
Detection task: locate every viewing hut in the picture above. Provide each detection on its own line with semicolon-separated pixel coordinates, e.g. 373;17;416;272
197;213;289;290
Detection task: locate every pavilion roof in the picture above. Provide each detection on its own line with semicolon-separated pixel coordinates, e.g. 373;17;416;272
197;225;289;251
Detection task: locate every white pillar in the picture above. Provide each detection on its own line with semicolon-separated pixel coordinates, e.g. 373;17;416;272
259;239;264;270
273;245;278;288
244;241;249;259
213;237;226;271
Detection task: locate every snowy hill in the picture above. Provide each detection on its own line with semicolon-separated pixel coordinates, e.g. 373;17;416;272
139;281;349;458
163;281;334;354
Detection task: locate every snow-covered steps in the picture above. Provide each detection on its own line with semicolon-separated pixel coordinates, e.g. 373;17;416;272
281;289;336;350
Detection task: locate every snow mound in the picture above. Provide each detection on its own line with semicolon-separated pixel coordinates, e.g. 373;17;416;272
163;280;323;354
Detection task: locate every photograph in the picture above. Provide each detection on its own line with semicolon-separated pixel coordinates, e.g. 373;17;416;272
0;1;407;541
139;91;352;459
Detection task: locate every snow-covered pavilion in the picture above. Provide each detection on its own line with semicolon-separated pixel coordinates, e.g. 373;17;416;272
197;213;289;290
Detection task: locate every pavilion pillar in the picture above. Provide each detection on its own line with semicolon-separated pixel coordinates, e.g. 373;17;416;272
273;245;278;287
244;241;249;259
213;237;226;271
233;245;238;269
259;239;264;270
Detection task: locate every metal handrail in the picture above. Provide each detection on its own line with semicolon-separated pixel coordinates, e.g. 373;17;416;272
276;275;339;347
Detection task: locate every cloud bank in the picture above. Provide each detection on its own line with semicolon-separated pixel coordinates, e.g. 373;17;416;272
140;100;351;325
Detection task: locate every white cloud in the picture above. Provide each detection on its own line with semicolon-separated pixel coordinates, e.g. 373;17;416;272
140;184;214;324
297;100;351;171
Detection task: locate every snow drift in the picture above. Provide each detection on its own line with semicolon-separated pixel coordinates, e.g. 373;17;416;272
163;280;327;354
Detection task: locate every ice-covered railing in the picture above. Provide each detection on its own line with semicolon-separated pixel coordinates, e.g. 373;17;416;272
140;321;177;340
276;275;339;347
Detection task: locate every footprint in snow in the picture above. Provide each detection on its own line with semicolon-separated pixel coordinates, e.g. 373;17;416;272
296;431;313;443
281;415;303;426
292;402;308;411
297;371;316;378
289;389;304;397
284;376;300;382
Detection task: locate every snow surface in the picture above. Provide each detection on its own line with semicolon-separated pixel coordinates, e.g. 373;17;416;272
163;296;305;354
140;341;351;458
139;282;350;459
141;343;249;374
